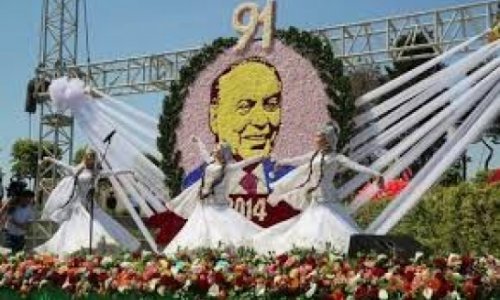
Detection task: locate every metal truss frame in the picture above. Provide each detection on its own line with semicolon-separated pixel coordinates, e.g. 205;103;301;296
313;0;499;69
37;1;499;96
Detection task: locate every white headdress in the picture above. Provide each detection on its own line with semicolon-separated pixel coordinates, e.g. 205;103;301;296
321;122;340;150
85;147;96;155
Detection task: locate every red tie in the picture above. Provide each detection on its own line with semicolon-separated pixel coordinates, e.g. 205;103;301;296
240;171;258;194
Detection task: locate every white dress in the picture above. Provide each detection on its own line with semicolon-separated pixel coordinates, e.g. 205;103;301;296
163;150;262;254
35;160;140;257
253;151;381;255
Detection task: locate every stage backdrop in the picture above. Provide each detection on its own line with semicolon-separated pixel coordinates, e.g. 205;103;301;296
158;28;354;228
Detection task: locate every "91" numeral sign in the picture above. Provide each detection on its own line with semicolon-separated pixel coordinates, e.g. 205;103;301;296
232;0;276;51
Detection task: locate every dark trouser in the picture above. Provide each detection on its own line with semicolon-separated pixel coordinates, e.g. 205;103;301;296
5;232;26;253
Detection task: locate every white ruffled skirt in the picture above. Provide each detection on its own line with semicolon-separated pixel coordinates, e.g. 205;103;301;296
35;202;140;257
253;200;360;255
163;201;261;254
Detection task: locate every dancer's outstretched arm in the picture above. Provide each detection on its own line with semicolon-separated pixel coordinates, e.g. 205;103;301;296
335;154;381;177
275;151;315;167
42;157;76;176
227;156;264;171
191;135;212;163
99;170;134;178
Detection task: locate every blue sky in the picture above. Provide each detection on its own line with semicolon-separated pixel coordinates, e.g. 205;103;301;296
0;0;497;180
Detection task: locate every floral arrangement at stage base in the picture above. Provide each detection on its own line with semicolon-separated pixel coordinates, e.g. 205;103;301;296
0;249;498;299
487;169;500;185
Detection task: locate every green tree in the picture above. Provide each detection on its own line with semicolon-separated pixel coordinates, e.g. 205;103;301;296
10;139;62;180
348;65;386;99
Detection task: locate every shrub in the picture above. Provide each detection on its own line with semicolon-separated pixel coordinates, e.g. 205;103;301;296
356;182;500;257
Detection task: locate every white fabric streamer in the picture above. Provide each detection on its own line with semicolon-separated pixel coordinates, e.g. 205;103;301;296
355;31;489;106
338;41;500;210
367;84;500;234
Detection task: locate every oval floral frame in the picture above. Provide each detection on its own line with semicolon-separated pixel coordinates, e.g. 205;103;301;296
158;27;354;196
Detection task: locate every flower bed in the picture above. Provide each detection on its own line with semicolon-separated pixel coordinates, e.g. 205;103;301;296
0;250;498;299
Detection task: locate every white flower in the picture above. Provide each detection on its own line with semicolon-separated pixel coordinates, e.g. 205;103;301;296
447;253;462;267
104;278;113;290
255;284;266;296
378;289;388;300
183;279;192;290
377;254;388;261
142;250;153;259
101;256;113;267
157;285;166;296
450;290;461;300
414;251;424;262
305;283;317;298
148;278;160;292
208;284;220;297
452;272;463;281
384;271;394;281
119;261;132;268
347;273;361;286
118;284;129;293
423;287;433;299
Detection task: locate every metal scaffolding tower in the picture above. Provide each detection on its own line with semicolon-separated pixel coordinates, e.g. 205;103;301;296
35;0;79;201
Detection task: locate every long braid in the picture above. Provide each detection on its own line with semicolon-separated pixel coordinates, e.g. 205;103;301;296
296;150;320;189
307;151;326;193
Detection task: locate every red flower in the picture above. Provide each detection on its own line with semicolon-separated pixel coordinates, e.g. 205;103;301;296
159;274;178;289
47;271;66;287
196;272;210;292
487;169;500;184
433;258;447;269
303;256;317;269
371;267;386;278
213;271;225;285
234;274;246;288
276;254;289;266
403;269;415;283
460;255;474;274
142;266;160;281
463;279;477;300
354;284;368;299
328;289;345;300
428;273;452;298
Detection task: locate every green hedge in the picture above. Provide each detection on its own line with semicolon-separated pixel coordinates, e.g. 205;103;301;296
0;288;182;300
355;182;500;257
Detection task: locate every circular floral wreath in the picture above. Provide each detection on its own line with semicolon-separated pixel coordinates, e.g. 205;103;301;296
158;27;354;196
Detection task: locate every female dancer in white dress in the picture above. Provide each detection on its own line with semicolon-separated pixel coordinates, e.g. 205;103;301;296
163;137;262;254
35;149;140;256
253;123;383;255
